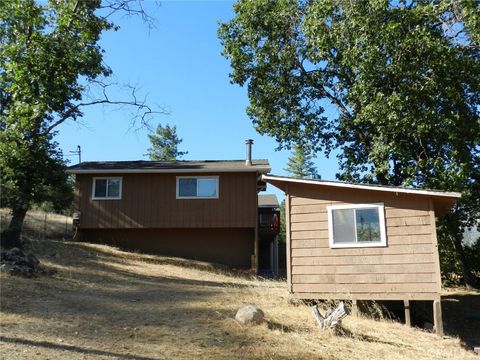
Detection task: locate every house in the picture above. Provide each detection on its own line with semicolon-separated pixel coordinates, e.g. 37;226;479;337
258;194;281;276
67;140;273;270
262;174;461;335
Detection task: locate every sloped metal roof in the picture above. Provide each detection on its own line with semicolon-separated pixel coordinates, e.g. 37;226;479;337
67;159;271;174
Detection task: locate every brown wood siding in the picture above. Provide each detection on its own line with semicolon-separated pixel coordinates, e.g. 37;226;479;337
287;183;441;300
75;172;257;229
79;228;254;268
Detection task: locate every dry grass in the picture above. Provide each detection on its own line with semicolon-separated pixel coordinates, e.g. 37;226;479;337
0;208;72;240
1;210;479;359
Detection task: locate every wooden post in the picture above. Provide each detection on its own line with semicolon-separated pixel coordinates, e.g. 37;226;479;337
429;200;443;336
352;299;358;317
404;300;411;327
433;299;443;337
428;200;443;296
64;215;68;239
285;188;292;292
253;181;259;273
273;235;279;277
43;212;47;240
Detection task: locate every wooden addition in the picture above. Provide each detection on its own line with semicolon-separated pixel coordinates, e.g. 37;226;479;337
263;175;461;336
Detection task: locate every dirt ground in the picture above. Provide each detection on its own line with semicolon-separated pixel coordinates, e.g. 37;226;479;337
1;238;478;360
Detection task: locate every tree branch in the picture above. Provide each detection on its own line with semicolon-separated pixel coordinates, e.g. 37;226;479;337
44;81;167;135
99;0;158;29
298;62;353;119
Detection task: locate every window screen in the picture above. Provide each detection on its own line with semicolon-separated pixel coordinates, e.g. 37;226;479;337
197;178;217;197
332;209;356;243
107;179;121;198
177;177;218;198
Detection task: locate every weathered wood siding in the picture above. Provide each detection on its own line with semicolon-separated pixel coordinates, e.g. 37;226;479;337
74;172;257;229
79;228;254;268
287;183;441;300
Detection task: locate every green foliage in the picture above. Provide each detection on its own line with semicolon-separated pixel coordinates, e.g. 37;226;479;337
146;124;188;161
284;144;320;179
439;228;480;285
0;0;153;247
438;230;463;285
465;239;480;277
219;0;480;286
0;131;71;211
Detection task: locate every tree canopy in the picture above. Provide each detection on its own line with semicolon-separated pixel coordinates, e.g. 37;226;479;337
146;124;188;161
219;0;480;286
0;0;160;248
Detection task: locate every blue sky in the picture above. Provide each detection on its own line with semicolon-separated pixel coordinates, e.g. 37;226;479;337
56;1;340;199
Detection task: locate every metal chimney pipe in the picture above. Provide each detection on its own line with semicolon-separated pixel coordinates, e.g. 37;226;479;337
245;139;253;166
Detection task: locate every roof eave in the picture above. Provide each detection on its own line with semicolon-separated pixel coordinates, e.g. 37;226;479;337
262;174;462;199
67;166;272;174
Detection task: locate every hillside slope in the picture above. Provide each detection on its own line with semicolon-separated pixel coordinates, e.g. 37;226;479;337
0;238;478;360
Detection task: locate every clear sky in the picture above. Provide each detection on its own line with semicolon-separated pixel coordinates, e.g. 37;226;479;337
56;1;340;200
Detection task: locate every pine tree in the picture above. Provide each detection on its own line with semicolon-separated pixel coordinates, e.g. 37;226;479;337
146;124;187;161
284;144;320;179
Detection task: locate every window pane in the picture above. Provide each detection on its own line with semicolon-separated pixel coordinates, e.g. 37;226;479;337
197;178;217;197
107;179;121;198
332;209;356;243
94;179;107;198
179;178;197;197
356;208;381;242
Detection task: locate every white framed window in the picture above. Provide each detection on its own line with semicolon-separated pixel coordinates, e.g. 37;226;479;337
327;203;387;248
92;177;122;200
176;176;219;199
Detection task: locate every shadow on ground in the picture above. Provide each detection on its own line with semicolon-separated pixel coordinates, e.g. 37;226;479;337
0;336;156;360
0;239;288;359
443;294;480;349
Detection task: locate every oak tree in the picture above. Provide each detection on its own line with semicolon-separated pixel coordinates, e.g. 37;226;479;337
0;0;161;248
219;0;480;287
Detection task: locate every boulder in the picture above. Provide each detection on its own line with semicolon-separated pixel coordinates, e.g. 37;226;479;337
235;304;264;325
6;247;25;258
25;253;40;268
0;248;52;278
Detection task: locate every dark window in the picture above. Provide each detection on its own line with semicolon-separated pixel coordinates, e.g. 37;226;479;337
93;178;121;199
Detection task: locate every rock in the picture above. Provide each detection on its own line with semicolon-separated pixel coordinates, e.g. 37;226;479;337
0;248;51;278
6;247;25;258
235;304;264;325
37;265;57;276
8;255;28;266
0;263;14;273
10;265;34;278
25;253;40;268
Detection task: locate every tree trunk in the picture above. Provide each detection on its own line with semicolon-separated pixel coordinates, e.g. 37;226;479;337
444;212;479;289
450;232;478;289
0;207;28;249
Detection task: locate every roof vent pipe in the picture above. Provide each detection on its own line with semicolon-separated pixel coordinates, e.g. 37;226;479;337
245;139;253;166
